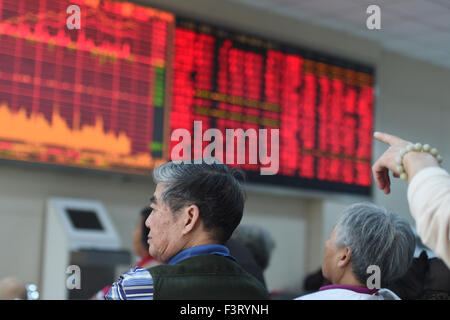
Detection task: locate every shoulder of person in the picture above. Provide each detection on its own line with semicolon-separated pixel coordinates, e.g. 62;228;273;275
295;289;384;300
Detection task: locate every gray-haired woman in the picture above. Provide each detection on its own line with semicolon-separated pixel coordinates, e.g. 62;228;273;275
295;202;415;300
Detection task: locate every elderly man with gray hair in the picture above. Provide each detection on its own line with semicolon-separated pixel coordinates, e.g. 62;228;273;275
105;160;269;300
296;202;415;300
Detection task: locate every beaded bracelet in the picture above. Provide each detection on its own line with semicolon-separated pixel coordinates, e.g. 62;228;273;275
395;143;443;180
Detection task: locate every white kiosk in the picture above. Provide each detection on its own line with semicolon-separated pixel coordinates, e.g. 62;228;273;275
41;197;130;300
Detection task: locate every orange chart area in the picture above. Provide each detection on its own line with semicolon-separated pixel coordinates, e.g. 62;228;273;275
0;103;164;171
0;103;131;154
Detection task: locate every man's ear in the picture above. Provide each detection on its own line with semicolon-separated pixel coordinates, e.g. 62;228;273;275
181;204;201;235
337;247;351;268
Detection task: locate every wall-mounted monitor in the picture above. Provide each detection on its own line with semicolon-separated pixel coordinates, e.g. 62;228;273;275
47;197;121;250
65;209;104;231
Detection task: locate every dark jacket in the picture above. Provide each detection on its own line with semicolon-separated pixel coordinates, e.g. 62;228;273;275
147;254;269;300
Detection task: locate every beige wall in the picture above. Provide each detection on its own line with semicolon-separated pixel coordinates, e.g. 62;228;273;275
373;50;450;226
0;0;449;296
0;164;154;287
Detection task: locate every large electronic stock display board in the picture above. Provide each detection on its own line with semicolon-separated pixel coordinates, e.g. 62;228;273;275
0;0;375;195
0;0;172;173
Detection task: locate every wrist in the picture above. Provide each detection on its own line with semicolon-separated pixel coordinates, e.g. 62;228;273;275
403;150;440;181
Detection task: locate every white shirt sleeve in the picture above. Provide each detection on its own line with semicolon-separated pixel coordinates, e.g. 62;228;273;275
407;167;450;268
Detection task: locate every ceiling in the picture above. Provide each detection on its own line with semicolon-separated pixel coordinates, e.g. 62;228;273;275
227;0;450;69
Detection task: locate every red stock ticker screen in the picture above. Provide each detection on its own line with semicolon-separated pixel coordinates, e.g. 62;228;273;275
170;19;374;195
0;0;375;195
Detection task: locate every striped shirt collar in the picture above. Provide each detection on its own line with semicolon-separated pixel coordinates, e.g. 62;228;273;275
168;244;235;265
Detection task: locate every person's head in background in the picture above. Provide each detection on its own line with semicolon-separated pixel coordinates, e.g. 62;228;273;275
322;202;415;288
231;224;275;271
0;277;27;300
132;207;152;259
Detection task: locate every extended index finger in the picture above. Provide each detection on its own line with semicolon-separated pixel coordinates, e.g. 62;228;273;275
373;131;405;146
